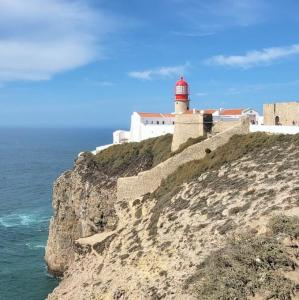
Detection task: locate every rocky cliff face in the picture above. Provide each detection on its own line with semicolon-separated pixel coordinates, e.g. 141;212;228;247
45;135;171;275
45;155;118;275
46;134;299;299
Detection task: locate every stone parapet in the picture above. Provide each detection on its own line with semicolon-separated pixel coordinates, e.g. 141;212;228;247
212;120;240;134
171;113;205;152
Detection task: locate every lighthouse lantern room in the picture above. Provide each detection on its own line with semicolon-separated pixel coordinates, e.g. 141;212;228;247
175;76;190;114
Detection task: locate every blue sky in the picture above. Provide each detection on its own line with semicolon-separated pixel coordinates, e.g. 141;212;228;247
1;0;299;128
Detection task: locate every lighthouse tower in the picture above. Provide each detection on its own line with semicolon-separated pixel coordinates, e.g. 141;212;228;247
175;76;190;114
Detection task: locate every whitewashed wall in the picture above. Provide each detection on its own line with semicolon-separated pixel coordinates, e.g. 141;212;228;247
130;112;142;142
113;130;130;144
250;124;299;134
140;123;174;140
130;112;174;142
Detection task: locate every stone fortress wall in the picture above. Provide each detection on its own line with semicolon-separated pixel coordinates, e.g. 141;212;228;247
171;114;205;152
212;120;240;134
117;118;250;202
264;102;299;126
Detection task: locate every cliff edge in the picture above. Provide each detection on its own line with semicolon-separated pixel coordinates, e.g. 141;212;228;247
45;135;173;275
46;133;299;299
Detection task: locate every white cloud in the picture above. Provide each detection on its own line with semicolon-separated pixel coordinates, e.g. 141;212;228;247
0;0;118;82
128;63;190;80
207;44;299;68
170;0;265;34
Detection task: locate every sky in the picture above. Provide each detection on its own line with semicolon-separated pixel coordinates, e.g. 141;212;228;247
1;0;299;128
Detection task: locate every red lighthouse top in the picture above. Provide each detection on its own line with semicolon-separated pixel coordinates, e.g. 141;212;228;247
175;76;189;101
176;76;188;87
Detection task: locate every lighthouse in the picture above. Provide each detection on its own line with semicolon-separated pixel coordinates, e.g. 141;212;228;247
175;76;190;114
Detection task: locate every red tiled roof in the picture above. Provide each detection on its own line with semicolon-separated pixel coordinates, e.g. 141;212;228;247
138;108;245;118
219;109;244;116
184;109;216;114
203;109;217;114
137;112;175;118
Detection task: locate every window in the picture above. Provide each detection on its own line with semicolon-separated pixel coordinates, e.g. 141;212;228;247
151;121;153;124
275;116;280;125
157;121;159;124
162;121;165;124
173;121;175;125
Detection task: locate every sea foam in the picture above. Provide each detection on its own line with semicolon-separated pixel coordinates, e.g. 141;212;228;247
0;213;49;228
25;242;46;250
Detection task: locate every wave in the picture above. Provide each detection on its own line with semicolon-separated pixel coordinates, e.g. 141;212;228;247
25;242;46;250
0;213;50;228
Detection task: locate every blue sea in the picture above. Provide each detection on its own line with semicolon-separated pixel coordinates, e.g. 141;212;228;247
0;128;112;300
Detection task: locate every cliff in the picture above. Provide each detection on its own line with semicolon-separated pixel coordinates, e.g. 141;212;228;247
45;134;172;275
46;133;299;299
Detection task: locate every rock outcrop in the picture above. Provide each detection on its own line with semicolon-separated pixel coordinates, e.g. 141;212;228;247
46;133;299;299
45;135;172;275
45;155;119;275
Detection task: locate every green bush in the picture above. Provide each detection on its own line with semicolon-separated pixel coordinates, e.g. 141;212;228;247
91;134;172;176
90;132;209;177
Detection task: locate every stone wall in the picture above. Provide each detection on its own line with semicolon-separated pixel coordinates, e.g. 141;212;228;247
117;118;250;201
171;113;205;152
264;102;299;126
212;120;240;134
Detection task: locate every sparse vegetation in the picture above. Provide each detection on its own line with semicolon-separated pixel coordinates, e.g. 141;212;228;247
86;133;208;177
193;233;296;300
152;133;299;200
244;189;255;196
217;219;235;235
90;134;173;176
269;215;299;239
171;136;206;156
228;202;251;215
187;216;299;299
147;190;176;237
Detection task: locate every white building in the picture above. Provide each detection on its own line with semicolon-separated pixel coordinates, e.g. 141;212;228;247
114;112;175;144
91;76;261;154
211;108;260;124
111;108;259;145
113;130;131;144
130;112;176;142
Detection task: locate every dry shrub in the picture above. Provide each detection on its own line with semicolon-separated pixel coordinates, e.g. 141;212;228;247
91;134;172;176
171;136;206;156
269;215;299;239
153;133;299;200
90;133;207;177
193;233;296;300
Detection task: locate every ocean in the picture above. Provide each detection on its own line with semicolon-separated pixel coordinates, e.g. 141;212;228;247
0;128;113;300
